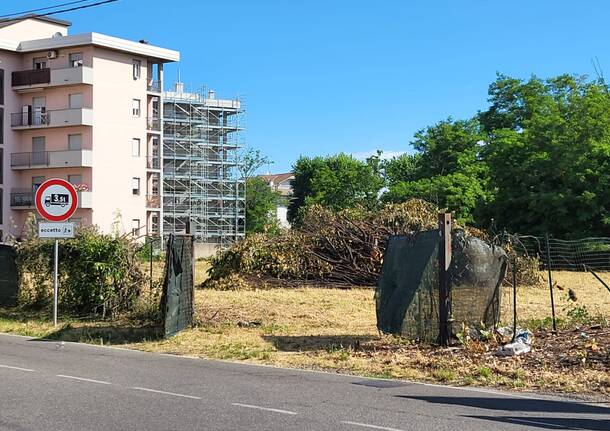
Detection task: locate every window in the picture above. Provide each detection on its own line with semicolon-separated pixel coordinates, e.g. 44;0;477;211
132;177;140;195
69;52;83;68
32;176;45;192
132;59;141;80
0;148;3;185
33;57;47;70
68;134;82;150
32;137;46;165
0;69;4;105
0;189;2;225
132;99;141;117
69;93;83;109
68;175;82;186
131;219;140;236
132;138;140;157
0;107;4;144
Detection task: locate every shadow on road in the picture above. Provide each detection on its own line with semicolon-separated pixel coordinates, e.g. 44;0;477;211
464;415;610;430
262;335;375;352
29;325;163;345
398;395;610;431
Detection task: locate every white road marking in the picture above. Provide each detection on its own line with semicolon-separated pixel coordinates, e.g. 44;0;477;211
231;402;298;415
56;374;111;385
131;387;202;400
341;421;406;431
0;364;36;372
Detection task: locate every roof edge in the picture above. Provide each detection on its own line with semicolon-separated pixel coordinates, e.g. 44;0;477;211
0;13;71;28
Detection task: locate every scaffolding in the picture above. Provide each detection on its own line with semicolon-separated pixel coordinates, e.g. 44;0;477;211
162;84;245;247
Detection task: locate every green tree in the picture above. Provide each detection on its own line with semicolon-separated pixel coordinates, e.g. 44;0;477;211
246;177;280;234
288;153;384;224
383;118;490;224
480;74;610;236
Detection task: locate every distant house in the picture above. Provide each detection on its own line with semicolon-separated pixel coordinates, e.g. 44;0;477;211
258;173;294;228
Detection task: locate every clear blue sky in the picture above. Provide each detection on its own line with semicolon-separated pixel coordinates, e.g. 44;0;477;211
9;0;610;172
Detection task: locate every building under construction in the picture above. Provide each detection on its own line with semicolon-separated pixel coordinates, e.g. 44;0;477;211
162;83;245;255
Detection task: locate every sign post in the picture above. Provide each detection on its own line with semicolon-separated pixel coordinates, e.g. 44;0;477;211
35;179;78;326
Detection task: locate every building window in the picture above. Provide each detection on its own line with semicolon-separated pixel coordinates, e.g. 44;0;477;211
0;107;4;144
33;57;47;70
132;99;141;117
0;148;3;185
131;219;140;236
132;177;140;195
68;134;82;150
0;188;3;225
132;138;140;157
69;93;83;109
32;176;45;192
132;59;141;80
32;136;46;165
68;174;82;186
69;52;83;68
0;69;4;105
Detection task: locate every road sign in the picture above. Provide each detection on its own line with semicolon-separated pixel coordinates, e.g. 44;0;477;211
39;222;75;239
35;178;78;222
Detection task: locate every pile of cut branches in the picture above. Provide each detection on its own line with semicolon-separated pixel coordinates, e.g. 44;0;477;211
204;199;440;288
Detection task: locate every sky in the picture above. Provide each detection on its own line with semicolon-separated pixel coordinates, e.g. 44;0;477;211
8;0;610;172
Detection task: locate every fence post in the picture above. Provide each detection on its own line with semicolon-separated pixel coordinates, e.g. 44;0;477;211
438;212;452;346
512;255;517;342
545;233;557;332
149;237;154;292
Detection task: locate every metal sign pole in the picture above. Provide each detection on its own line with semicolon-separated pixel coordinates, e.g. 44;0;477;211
438;213;452;346
54;239;59;326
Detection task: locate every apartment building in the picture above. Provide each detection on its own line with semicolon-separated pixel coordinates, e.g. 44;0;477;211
0;15;179;240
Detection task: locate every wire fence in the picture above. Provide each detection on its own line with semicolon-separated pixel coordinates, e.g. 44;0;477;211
496;233;610;337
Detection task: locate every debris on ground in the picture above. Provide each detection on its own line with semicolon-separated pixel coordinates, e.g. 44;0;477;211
496;329;533;356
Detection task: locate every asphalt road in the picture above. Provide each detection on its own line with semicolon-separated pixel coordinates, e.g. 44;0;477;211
0;333;609;431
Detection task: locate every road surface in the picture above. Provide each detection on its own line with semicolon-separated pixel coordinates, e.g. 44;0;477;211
0;333;608;430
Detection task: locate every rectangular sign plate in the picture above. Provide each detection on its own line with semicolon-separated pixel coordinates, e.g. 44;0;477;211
39;222;75;239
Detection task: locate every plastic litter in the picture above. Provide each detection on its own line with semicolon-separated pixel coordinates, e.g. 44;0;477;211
496;330;533;356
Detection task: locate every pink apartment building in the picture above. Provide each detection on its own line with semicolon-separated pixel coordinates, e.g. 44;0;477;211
0;14;179;241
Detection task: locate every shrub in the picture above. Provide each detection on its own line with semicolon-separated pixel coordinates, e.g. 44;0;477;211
16;216;148;316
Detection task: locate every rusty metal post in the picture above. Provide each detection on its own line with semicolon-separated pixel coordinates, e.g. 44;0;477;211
438;213;452;346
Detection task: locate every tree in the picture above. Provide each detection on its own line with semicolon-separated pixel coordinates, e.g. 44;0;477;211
245;177;280;234
480;74;610;236
382;118;490;224
238;148;272;180
287;153;384;224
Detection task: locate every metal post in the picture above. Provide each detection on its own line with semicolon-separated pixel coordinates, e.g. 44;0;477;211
545;233;557;332
438;213;452;346
512;256;517;342
53;239;59;326
149;238;154;291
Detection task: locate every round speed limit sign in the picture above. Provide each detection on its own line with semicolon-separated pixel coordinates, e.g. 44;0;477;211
35;179;79;222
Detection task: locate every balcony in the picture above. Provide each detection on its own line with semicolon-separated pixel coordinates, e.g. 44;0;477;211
11;150;93;170
146;156;161;170
12;66;93;91
11;108;93;130
147;80;161;93
146;117;161;131
10;189;92;209
146;194;161;208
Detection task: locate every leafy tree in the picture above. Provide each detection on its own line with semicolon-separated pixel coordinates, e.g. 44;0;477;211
383;118;490;224
480;74;610;236
246;177;280;234
238;148;272;180
288;153;384;224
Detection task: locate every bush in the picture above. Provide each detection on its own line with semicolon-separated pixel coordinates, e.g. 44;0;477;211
16;216;148;316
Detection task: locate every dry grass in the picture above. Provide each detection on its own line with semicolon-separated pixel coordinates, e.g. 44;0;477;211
1;269;609;397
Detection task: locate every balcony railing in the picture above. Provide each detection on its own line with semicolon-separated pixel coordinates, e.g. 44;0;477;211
147;156;161;169
147;80;161;92
146;117;161;131
11;189;92;208
146;194;161;208
11;108;93;129
11;150;93;169
11;68;51;87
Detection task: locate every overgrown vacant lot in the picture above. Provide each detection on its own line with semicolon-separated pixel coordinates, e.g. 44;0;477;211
1;270;609;397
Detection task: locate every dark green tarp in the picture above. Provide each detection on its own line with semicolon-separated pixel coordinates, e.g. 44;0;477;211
376;230;507;342
0;245;18;307
160;235;194;337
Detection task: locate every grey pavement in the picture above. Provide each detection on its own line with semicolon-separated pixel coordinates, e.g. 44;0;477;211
0;332;609;430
